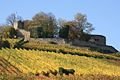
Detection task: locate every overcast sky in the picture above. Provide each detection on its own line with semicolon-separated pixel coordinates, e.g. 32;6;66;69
0;0;120;51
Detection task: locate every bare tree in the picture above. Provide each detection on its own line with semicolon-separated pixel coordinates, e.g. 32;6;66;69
6;13;22;26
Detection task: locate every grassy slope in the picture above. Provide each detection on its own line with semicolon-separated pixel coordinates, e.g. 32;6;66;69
0;39;120;79
22;40;120;61
0;48;120;76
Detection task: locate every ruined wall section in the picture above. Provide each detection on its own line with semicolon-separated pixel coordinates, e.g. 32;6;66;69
30;38;66;44
72;39;118;53
18;30;30;40
14;21;30;40
29;38;118;53
89;35;106;46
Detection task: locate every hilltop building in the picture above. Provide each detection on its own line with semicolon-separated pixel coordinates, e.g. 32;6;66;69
13;20;118;53
89;35;106;46
14;21;30;41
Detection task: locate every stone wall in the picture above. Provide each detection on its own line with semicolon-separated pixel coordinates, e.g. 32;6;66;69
13;21;118;53
14;21;30;40
72;39;118;53
14;21;24;30
89;35;106;46
29;38;118;53
30;38;66;44
16;29;30;41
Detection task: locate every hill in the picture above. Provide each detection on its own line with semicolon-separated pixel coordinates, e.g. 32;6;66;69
0;39;120;80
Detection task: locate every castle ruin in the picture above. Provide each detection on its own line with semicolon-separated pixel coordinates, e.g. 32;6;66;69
89;35;106;46
14;21;30;41
13;21;118;53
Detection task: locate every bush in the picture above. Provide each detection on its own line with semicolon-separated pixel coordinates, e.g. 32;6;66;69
59;67;75;76
49;41;58;44
48;69;58;76
14;38;28;48
41;71;50;77
2;40;10;48
2;27;17;38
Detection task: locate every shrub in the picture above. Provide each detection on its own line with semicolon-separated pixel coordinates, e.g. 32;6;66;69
59;67;75;76
48;69;58;76
49;41;58;44
14;38;28;48
2;27;17;38
2;40;10;48
41;71;50;77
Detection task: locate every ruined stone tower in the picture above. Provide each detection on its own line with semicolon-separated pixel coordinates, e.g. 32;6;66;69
13;21;30;40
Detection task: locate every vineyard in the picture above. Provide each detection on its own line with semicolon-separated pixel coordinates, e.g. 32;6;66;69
22;40;120;60
0;48;120;79
0;39;120;79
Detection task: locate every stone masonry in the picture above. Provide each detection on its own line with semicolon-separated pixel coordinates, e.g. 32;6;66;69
14;21;30;40
13;20;118;53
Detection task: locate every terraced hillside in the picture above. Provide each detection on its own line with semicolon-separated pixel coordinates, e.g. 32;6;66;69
22;40;120;60
0;48;120;80
0;39;120;79
0;57;22;75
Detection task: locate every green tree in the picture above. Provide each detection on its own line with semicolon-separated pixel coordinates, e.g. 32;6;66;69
30;27;39;38
59;25;69;39
31;12;57;38
23;20;32;31
59;12;94;40
2;26;17;38
74;13;94;34
30;27;44;38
